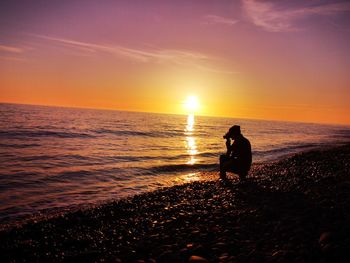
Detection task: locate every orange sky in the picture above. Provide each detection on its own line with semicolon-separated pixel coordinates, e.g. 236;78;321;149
1;0;350;125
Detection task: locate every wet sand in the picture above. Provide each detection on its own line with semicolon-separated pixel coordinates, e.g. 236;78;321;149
1;145;350;262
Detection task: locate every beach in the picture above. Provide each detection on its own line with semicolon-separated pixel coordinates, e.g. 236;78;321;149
1;144;349;262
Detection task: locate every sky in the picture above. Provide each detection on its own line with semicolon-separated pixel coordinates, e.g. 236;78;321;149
0;0;350;124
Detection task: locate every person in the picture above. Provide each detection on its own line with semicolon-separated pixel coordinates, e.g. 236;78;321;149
220;125;252;181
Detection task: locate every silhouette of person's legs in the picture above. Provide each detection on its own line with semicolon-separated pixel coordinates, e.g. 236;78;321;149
220;154;229;179
220;155;248;181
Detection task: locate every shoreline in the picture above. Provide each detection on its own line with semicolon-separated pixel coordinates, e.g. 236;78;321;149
2;141;347;231
1;144;350;262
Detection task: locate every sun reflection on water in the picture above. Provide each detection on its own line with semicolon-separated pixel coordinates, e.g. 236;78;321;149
185;114;198;165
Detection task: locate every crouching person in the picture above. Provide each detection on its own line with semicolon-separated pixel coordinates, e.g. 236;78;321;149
220;125;252;181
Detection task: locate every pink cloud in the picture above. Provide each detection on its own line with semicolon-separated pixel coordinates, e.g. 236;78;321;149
0;44;24;53
36;35;236;74
204;15;238;26
0;55;26;62
242;0;350;32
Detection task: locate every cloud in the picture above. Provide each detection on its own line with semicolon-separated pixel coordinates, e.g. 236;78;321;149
0;44;24;53
0;55;26;62
204;15;238;26
36;35;235;74
242;0;350;32
37;35;149;61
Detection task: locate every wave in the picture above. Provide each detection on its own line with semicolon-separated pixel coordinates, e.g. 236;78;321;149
253;143;320;157
145;163;218;174
10;154;94;163
1;152;219;169
0;130;94;139
331;129;350;139
93;128;182;138
157;152;219;161
94;129;156;137
47;170;97;181
46;167;127;182
0;143;40;148
102;152;219;163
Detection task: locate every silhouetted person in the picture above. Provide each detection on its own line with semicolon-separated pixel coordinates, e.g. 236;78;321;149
220;125;252;181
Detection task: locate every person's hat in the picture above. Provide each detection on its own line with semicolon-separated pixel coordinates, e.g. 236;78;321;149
229;125;241;135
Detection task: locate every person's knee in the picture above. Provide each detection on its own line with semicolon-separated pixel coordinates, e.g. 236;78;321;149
223;161;234;172
220;155;229;168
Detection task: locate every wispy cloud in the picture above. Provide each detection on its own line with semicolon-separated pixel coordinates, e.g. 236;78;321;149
242;0;350;32
37;35;147;61
204;15;238;26
0;55;27;62
0;44;24;53
36;35;235;74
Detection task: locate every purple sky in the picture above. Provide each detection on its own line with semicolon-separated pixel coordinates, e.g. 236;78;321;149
1;0;350;124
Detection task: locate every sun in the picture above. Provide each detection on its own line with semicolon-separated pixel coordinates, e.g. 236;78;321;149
184;95;199;113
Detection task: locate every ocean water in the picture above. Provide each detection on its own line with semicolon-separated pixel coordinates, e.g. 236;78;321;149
1;103;350;226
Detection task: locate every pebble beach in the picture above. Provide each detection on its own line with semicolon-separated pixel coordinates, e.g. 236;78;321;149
1;144;350;262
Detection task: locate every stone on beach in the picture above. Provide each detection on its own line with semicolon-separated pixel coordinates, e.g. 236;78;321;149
188;255;209;262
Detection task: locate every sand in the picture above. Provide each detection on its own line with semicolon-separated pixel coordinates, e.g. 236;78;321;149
1;144;350;262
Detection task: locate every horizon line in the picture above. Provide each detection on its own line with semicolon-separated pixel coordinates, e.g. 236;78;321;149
1;101;349;127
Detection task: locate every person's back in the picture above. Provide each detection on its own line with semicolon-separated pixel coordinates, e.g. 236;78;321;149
231;134;252;173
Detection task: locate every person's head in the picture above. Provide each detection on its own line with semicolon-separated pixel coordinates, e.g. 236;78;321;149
228;125;241;139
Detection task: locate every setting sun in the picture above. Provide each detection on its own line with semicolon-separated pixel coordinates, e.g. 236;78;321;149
184;95;199;113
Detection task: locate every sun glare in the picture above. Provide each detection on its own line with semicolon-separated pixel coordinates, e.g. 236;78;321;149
184;95;199;113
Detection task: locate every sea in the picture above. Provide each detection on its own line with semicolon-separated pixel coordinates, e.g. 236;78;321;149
1;103;350;227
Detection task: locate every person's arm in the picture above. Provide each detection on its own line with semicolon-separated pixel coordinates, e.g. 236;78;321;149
225;138;232;156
